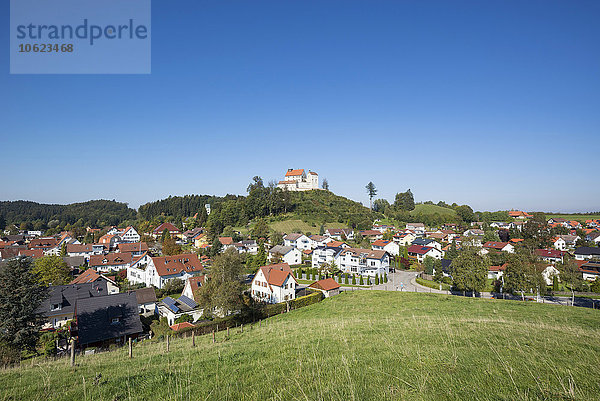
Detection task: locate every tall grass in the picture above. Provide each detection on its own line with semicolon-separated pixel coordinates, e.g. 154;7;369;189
1;291;599;400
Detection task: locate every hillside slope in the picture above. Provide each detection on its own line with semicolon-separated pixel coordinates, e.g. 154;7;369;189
2;292;599;400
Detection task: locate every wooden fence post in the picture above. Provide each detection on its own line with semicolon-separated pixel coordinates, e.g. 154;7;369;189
227;326;229;337
192;331;195;347
70;339;75;367
128;338;132;359
212;331;215;343
241;324;243;333
166;335;170;352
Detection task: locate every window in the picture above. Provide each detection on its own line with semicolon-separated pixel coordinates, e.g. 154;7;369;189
51;303;61;311
111;317;121;324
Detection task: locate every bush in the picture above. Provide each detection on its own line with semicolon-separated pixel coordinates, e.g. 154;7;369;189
0;342;20;366
359;275;364;285
352;275;356;285
39;331;58;357
174;314;193;324
375;274;380;285
384;273;388;283
345;274;349;285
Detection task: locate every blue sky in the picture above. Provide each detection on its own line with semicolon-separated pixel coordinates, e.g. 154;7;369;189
1;0;599;212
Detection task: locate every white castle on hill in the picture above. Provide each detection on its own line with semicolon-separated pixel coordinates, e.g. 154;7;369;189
277;168;319;191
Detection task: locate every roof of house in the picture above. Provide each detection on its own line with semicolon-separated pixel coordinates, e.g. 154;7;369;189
134;287;157;304
483;241;510;249
76;292;143;345
407;223;425;228
412;238;436;246
71;268;117;285
339;248;387;259
534;249;564;259
574;247;600;256
117;242;149;253
269;245;296;255
219;237;233;245
184;276;205;298
66;243;94;253
407;245;436;255
489;264;507;272
258;263;295;288
360;230;382;236
152;253;204;277
284;233;305;241
309;277;340;292
326;241;345;248
285;168;304;177
310;235;327;242
18;249;44;258
170;322;195;331
89;252;133;267
39;282;109;318
153;222;181;234
29;238;58;249
372;239;391;247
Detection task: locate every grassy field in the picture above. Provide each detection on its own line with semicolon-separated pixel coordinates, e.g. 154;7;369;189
2;291;600;400
547;214;600;223
411;203;458;218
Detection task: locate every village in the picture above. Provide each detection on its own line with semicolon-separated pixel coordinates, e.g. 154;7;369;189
0;169;599;355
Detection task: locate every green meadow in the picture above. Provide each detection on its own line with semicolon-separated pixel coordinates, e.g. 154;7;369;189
2;291;599;400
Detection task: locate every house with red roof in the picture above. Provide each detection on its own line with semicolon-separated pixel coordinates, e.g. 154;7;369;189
508;211;533;219
308;277;340;297
481;241;515;254
182;275;206;302
128;253;203;289
488;264;507;280
152;222;181;239
371;239;400;256
251;263;297;304
534;249;565;264
407;245;443;263
71;268;120;294
170;322;195;332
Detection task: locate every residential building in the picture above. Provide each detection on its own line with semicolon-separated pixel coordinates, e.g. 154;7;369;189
251;263;297;304
407;245;443;262
311;246;342;269
481;242;515;254
152;222;181;239
360;230;384;242
268;245;302;265
158;295;204;325
75;292;143;347
71;268;120;294
534;249;565;264
405;223;425;236
283;233;312;250
393;232;416;247
134;287;157;315
117;242;149;257
128;253;204;289
335;248;390;276
574;247;600;261
324;228;354;241
371;239;400;256
182;275;206;302
308;278;340;297
89;252;133;273
411;238;442;251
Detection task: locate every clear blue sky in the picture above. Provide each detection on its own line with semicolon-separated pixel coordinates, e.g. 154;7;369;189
1;0;599;212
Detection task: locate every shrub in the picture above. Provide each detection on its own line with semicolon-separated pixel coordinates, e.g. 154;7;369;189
174;314;193;324
352;275;356;285
384;273;388;283
345;274;349;285
375;274;380;285
359;275;364;285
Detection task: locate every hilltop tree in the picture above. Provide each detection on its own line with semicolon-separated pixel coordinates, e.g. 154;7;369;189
455;205;475;223
451;247;487;296
0;257;48;351
33;255;71;286
196;249;245;315
322;178;329;191
365;182;377;210
373;199;390;213
394;189;415;211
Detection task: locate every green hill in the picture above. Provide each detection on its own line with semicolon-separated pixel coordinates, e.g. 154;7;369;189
411;203;458;218
2;292;599;400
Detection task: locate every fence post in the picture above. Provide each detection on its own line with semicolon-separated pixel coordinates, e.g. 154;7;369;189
70;339;75;367
259;320;261;328
192;331;195;347
166;335;170;352
241;324;243;333
227;326;229;337
128;337;132;359
212;331;215;343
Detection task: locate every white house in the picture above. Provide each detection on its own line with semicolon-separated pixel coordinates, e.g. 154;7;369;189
277;168;319;191
268;245;302;266
334;248;390;277
481;242;515;254
66;243;106;260
553;235;579;250
158;295;204;325
324;228;355;241
283;233;312;250
411;238;442;251
128;253;204;289
405;223;425;236
574;247;600;261
251;263;297;304
393;232;416;247
371;239;400;256
232;240;258;254
541;265;560;285
119;226;141;243
487;264;506;280
182;276;205;302
311;246;342;269
309;235;332;249
89;252;133;273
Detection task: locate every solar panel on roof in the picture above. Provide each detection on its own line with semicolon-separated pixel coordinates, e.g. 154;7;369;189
162;297;180;313
178;295;198;309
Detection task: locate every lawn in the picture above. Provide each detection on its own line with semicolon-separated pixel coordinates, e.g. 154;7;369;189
411;203;458;218
268;219;347;234
547;214;600;223
2;291;599;400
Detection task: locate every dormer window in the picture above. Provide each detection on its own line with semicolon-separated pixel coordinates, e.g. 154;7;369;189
111;317;121;324
51;303;61;311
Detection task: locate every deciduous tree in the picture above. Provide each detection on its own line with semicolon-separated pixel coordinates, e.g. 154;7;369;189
33;255;71;286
